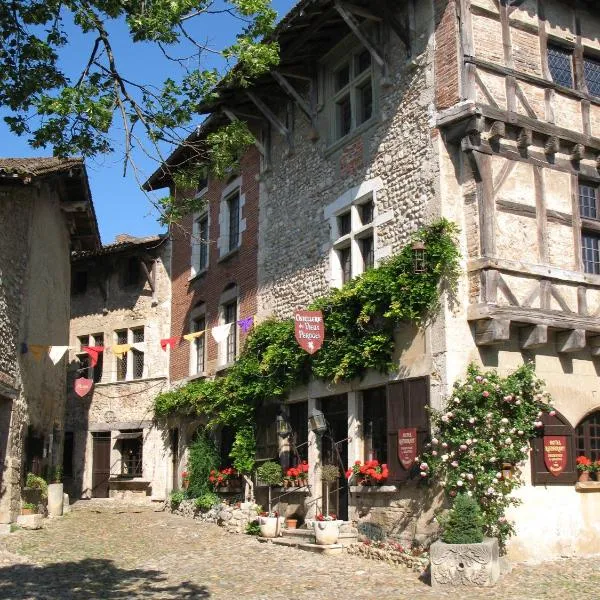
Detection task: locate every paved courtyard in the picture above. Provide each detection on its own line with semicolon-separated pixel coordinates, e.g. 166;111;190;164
0;501;598;599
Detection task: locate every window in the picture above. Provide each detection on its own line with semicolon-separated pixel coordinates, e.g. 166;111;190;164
584;55;600;97
93;334;104;383
548;45;574;89
577;180;600;275
224;300;237;364
289;402;308;462
72;271;88;295
227;192;240;253
77;334;103;383
363;387;387;463
62;432;74;478
119;431;143;477
116;329;128;381
191;211;209;276
328;47;374;141
582;234;600;275
330;194;377;287
196;165;209;194
123;256;140;287
192;315;206;375
579;182;598;219
255;405;278;461
576;411;600;462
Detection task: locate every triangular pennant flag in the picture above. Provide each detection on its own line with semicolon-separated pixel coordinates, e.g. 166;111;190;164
211;323;233;344
29;344;50;361
183;331;205;342
160;337;179;351
111;343;131;358
74;377;93;397
49;346;70;365
132;342;145;352
82;346;104;367
237;316;254;334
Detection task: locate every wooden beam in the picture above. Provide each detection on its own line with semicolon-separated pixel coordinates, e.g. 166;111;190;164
140;260;155;293
516;127;532;150
246;92;290;140
342;3;383;22
544;136;560;156
520;325;548;350
222;108;267;157
284;6;338;59
474;319;511;346
372;0;411;56
488;121;506;141
556;329;586;353
271;71;318;138
589;336;600;357
570;143;585;162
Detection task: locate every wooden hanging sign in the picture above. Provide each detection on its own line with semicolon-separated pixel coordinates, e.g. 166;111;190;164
543;435;567;477
398;427;417;470
74;377;93;398
294;310;325;354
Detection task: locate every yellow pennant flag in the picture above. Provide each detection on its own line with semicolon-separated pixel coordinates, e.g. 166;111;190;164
111;344;131;358
29;344;50;361
183;331;205;342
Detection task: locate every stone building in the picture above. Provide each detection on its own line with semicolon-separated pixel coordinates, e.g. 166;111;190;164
0;158;100;528
65;234;172;501
152;0;600;560
144;128;262;489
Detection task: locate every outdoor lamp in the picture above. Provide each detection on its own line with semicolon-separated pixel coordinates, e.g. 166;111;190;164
276;414;291;438
411;240;427;273
501;463;514;480
308;408;327;435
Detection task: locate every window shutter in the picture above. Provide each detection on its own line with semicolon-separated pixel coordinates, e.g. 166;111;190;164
386;377;430;483
531;410;577;485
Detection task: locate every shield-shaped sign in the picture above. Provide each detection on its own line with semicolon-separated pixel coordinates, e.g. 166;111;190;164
398;428;417;470
74;377;93;398
294;310;325;354
543;435;567;477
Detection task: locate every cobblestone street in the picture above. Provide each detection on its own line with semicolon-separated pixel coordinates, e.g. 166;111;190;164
0;501;598;600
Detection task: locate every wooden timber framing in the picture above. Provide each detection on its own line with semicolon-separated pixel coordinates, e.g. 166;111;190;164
371;0;411;56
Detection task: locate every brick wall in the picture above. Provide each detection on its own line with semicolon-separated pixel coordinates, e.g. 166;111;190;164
169;146;260;383
434;0;460;110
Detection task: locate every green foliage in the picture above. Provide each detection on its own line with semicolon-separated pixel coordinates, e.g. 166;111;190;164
194;492;220;511
25;473;48;500
22;502;36;511
421;362;554;552
169;490;185;509
320;465;340;483
187;431;220;498
154;220;461;477
206;120;256;179
441;494;484;544
245;521;261;535
256;461;283;486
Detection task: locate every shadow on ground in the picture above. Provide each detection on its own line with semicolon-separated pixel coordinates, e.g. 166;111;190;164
0;558;210;599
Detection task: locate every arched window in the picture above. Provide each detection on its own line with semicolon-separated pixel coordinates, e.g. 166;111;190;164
576;411;600;462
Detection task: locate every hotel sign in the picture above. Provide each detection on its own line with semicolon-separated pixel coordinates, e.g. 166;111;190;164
398;428;417;470
543;435;567;477
294;310;325;354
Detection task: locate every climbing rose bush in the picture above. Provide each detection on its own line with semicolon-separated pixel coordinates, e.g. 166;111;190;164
421;363;554;551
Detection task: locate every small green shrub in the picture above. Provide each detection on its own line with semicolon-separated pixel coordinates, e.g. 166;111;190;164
320;464;340;483
442;494;484;544
245;521;261;535
26;473;48;500
22;502;36;511
194;492;220;511
187;431;220;498
256;461;282;486
169;490;185;509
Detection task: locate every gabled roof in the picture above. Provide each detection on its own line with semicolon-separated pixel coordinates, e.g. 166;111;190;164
72;234;167;262
0;157;84;179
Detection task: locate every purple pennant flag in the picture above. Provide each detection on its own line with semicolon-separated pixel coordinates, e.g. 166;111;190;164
237;316;254;334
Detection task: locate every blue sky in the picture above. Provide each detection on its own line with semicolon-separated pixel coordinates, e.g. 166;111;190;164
0;1;295;244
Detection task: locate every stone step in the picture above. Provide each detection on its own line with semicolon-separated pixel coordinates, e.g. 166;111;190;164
282;528;358;543
257;537;343;555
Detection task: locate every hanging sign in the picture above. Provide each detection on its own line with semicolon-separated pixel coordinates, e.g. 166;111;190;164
74;377;93;398
294;310;325;354
543;435;568;477
398;428;417;470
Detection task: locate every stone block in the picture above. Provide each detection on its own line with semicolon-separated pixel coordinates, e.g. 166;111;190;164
63;493;71;514
430;538;500;588
0;523;10;535
16;514;44;530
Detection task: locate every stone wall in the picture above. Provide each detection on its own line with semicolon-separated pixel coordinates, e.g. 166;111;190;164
169;499;259;534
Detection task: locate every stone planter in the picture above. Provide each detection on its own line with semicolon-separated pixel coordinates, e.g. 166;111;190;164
47;483;64;517
258;516;279;538
430;538;500;588
313;521;340;545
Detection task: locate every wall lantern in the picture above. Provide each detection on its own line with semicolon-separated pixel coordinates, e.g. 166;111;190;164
412;240;427;274
308;408;328;435
276;414;291;438
501;463;514;480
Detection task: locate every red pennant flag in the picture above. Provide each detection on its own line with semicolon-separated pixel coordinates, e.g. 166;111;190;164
82;346;104;367
160;337;179;351
74;377;93;397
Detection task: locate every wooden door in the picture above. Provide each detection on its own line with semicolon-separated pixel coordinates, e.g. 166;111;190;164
0;397;12;496
171;428;179;490
92;433;111;498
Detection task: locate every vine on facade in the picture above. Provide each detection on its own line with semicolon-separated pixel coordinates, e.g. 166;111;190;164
154;219;461;472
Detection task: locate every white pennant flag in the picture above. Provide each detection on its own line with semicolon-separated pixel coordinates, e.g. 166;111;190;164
49;346;70;365
211;323;233;344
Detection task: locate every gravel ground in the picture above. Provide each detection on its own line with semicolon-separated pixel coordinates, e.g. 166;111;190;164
0;500;598;599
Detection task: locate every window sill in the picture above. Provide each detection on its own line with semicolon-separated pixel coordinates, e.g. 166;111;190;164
350;485;400;494
324;117;378;158
188;269;208;283
94;376;167;387
575;481;600;492
218;247;239;263
215;361;236;374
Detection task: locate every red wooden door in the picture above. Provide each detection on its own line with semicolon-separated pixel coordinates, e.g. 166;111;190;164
92;433;111;498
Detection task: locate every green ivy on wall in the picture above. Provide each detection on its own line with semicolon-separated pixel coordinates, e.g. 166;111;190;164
154;218;461;473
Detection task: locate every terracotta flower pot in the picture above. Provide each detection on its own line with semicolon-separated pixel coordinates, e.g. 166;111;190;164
285;518;298;530
579;471;591;482
21;508;34;516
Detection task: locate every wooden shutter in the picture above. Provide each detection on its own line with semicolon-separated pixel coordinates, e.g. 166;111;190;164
255;405;278;460
531;410;577;485
387;377;430;483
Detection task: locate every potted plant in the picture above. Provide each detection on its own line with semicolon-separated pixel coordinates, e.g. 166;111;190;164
576;455;594;482
320;464;339;517
209;467;241;492
297;461;309;486
47;465;64;517
430;494;500;588
345;460;388;486
313;513;339;545
21;502;37;516
256;461;283;538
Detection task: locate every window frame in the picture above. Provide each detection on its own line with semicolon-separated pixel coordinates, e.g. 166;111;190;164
119;431;143;478
547;44;574;89
217;285;239;367
218;178;245;259
191;206;210;278
76;333;103;383
189;305;207;377
576;410;600;463
577;178;600;275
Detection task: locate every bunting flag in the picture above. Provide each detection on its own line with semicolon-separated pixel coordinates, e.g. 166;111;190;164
49;345;70;365
183;331;205;342
211;323;232;344
237;316;254;334
29;344;50;361
74;377;93;397
160;337;179;351
82;346;104;367
111;343;131;358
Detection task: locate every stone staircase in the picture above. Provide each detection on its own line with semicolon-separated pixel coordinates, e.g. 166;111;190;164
257;523;358;555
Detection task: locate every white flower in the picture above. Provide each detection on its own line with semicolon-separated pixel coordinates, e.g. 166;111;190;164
496;472;502;479
521;446;528;453
549;410;556;417
490;457;497;462
467;385;473;391
451;461;459;468
510;428;516;434
456;479;464;487
487;487;495;494
432;450;438;456
453;397;460;404
431;438;439;445
537;411;543;417
486;413;493;420
420;472;427;477
441;415;449;423
475;376;483;383
472;439;478;443
517;430;524;436
447;411;454;418
499;428;505;434
467;491;473;497
501;418;509;424
468;417;476;424
441;454;449;462
505;437;512;445
460;444;468;451
466;473;474;480
420;462;429;471
515;400;522;405
503;395;512;402
466;439;473;446
442;442;448;448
